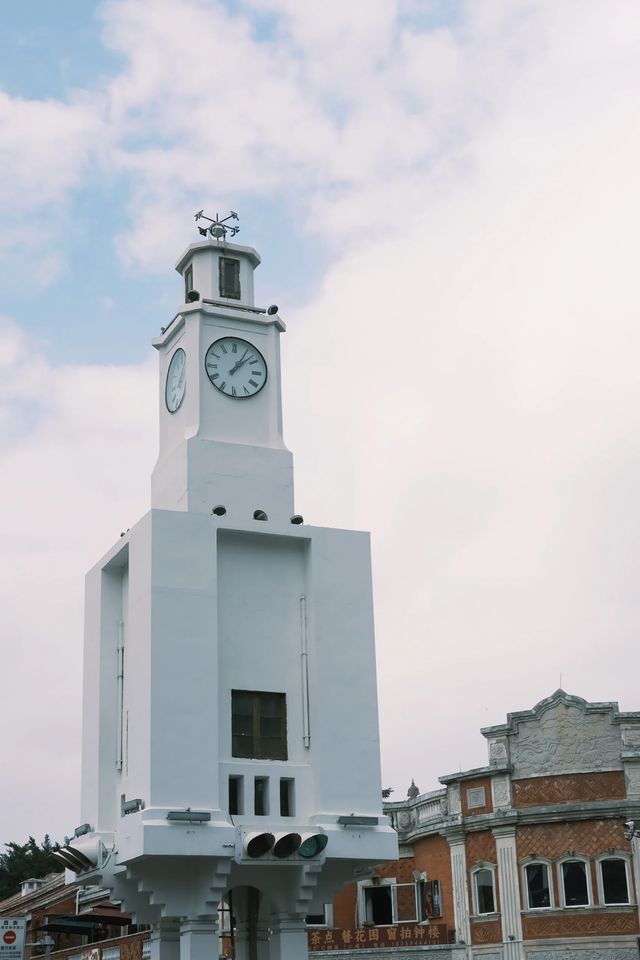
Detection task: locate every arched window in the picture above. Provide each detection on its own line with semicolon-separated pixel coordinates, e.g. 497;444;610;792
598;857;630;905
558;857;591;908
523;860;553;909
471;865;497;915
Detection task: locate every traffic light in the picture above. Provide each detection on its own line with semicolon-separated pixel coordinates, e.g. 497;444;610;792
240;830;327;861
52;836;105;874
273;832;301;858
243;832;276;858
298;833;328;858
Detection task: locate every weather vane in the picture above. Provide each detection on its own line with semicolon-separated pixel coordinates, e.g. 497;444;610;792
194;209;240;240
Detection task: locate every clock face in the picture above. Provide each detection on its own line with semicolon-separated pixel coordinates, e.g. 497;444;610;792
165;347;186;413
205;337;267;399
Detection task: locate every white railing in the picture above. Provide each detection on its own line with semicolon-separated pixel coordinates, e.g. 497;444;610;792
416;794;446;824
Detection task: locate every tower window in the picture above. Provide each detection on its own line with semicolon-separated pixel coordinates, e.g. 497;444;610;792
232;690;287;760
228;775;243;815
184;264;193;301
280;778;295;817
254;777;269;815
219;257;241;299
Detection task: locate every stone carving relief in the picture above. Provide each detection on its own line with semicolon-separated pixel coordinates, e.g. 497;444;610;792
510;702;621;778
624;763;640;798
491;775;511;809
621;725;640;750
488;737;508;764
448;783;462;815
396;810;414;832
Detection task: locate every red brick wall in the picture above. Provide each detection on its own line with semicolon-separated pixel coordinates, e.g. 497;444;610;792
466;831;497;867
522;911;638;939
331;857;419;929
332;840;456;935
413;835;455;928
517;820;629;860
513;772;626;808
332;879;360;930
471;920;502;944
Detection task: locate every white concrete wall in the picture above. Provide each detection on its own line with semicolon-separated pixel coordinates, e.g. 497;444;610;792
179;242;258;306
82;510;390;854
151;311;293;517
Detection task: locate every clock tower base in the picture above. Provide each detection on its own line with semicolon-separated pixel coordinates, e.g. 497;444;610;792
151;437;294;520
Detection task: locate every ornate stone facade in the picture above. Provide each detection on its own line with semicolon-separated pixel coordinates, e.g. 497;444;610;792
508;702;621;779
382;691;640;960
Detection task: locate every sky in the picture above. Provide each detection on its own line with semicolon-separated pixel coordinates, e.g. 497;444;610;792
1;0;640;845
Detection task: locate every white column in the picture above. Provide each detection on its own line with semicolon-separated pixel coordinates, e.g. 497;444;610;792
446;830;471;946
268;913;308;960
493;825;524;960
179;917;219;960
149;921;180;960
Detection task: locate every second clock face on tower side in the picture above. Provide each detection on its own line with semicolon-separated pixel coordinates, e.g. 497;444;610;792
205;337;268;399
165;347;186;413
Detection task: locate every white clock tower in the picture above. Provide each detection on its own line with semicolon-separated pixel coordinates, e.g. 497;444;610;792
61;215;397;960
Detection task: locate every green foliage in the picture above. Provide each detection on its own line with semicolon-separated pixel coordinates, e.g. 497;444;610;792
0;836;63;901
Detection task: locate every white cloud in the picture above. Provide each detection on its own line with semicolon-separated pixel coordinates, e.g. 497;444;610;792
0;92;101;211
3;0;640;833
0;320;156;842
0;90;104;283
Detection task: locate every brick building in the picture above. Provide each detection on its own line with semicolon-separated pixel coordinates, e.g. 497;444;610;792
3;691;640;960
329;689;640;960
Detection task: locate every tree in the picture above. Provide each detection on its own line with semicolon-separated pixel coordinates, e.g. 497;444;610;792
0;836;63;900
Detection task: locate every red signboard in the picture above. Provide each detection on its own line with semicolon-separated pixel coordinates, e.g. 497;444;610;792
308;924;449;951
3;932;17;945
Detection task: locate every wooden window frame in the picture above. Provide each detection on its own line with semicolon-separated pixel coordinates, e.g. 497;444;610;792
231;690;287;760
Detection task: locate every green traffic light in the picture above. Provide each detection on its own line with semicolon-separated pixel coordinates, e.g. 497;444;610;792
298;834;328;858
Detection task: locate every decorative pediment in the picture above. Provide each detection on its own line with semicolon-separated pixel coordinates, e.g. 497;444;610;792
481;690;640;779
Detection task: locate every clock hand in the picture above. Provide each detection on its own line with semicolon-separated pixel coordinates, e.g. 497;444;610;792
229;351;251;375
